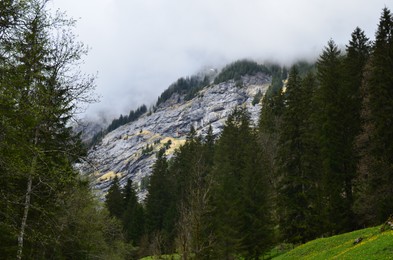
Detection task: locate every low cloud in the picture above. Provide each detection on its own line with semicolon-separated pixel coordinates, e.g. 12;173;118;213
51;0;388;120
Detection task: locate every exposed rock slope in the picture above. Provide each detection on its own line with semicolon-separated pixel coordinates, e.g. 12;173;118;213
78;73;271;199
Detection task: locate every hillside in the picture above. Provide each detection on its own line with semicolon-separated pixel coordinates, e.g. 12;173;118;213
273;226;393;259
76;72;271;199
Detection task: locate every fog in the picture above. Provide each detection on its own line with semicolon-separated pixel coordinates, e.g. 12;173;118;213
50;0;388;121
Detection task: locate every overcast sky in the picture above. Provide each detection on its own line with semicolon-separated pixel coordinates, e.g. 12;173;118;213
50;0;388;121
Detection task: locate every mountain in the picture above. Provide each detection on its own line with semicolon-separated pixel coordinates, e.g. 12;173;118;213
76;72;271;200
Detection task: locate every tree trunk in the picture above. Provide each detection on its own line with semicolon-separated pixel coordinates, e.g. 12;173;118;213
17;173;33;260
17;129;39;260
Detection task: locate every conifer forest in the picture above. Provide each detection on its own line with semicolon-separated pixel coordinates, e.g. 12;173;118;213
1;1;393;259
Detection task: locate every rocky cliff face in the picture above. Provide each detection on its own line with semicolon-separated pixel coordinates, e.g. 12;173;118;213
77;73;271;199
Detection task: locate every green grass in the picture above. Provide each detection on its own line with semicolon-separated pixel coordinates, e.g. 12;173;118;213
273;226;393;259
139;227;393;260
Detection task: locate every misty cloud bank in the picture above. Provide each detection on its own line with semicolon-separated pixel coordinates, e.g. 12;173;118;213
51;0;388;121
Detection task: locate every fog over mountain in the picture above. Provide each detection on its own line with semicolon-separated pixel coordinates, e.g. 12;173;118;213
50;0;387;120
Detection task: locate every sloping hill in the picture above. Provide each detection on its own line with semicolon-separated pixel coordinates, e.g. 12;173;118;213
274;226;393;259
77;73;271;200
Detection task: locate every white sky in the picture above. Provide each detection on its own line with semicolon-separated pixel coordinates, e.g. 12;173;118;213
49;0;389;120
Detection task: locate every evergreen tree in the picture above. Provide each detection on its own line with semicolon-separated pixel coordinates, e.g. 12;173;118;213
356;7;393;224
277;67;317;243
122;179;145;245
340;27;371;228
145;149;175;253
239;128;274;258
105;176;124;219
57;180;128;259
0;1;128;258
170;125;216;259
212;108;273;259
315;39;356;235
257;75;284;230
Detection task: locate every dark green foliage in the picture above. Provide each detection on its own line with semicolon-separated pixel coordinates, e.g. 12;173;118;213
259;83;284;133
135;8;393;259
156;75;209;107
56;180;128;260
338;27;371;229
122;179;145;245
144;149;176;252
104;176;146;253
89;104;147;147
214;59;270;84
354;7;393;225
314;39;353;235
170;126;216;259
211;108;274;258
105;176;124;219
0;1;127;258
252;89;263;106
107;104;148;132
292;60;317;77
276;67;321;243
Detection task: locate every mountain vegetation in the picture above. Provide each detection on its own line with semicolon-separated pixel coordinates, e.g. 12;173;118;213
101;7;393;259
214;59;270;84
156;76;210;107
1;1;393;259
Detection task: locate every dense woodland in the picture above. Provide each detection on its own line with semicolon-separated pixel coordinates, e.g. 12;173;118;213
0;1;129;259
1;1;393;259
105;7;393;260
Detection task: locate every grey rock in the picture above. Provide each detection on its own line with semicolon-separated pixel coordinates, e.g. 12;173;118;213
79;74;271;201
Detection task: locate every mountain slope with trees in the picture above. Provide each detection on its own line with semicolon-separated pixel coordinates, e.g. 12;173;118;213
105;7;393;259
2;1;392;259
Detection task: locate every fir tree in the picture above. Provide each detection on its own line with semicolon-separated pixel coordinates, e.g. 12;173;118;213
340;27;371;229
356;7;393;224
315;39;355;234
105;176;123;219
122;179;145;245
212;108;273;259
145;149;175;253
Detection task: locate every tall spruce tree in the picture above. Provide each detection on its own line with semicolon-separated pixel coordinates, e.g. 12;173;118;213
212;108;273;259
276;66;322;243
356;7;393;224
171;127;216;259
258;73;284;230
105;176;123;219
341;27;371;228
145;149;176;253
315;40;341;234
122;178;145;245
